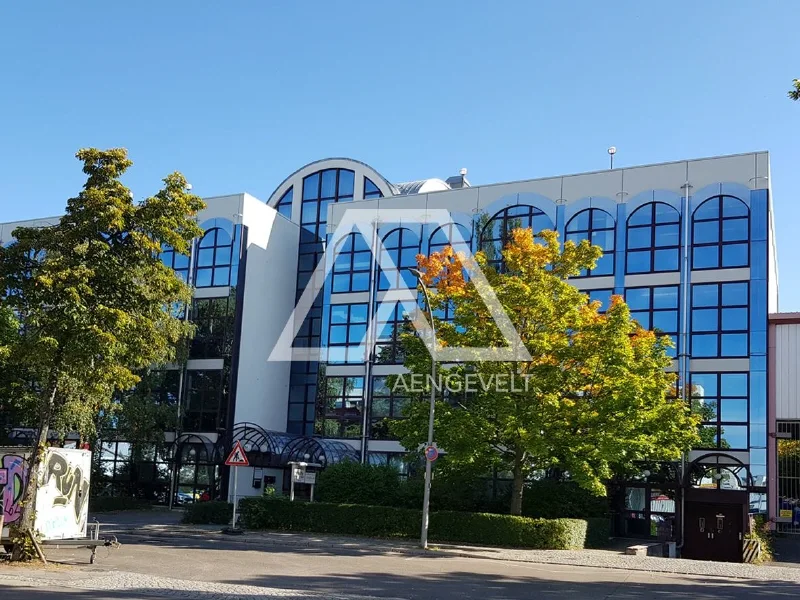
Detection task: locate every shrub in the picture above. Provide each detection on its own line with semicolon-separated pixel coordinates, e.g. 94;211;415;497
182;501;233;525
316;461;405;507
585;517;612;548
521;480;608;519
90;496;153;512
239;497;589;549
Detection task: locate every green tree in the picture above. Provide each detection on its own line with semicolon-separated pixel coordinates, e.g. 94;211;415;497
392;228;700;515
0;148;204;559
789;79;800;100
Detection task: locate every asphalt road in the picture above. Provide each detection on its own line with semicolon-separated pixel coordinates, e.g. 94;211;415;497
4;533;800;600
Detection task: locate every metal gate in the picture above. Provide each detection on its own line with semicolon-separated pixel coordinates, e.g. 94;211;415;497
777;421;800;534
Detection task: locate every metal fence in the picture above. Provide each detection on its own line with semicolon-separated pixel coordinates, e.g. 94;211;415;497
777;421;800;534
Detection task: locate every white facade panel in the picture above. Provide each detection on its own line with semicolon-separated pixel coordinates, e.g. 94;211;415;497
232;197;298;432
775;323;800;420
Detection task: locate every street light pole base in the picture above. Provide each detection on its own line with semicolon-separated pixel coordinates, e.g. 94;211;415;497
221;527;244;535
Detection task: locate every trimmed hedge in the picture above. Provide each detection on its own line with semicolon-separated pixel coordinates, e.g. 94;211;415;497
90;496;153;512
585;517;612;548
239;497;588;549
182;501;233;525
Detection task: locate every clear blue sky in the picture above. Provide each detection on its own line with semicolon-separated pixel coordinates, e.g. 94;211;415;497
1;2;798;307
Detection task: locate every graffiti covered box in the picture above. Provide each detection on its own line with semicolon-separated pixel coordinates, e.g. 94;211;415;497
1;447;91;541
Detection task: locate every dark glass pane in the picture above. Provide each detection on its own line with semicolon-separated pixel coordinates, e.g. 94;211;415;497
199;231;216;248
631;311;651;329
720;426;748;449
338;170;355;197
692;334;718;357
626;288;650;310
722;218;749;242
655;224;680;247
722;196;748;218
301;202;318;224
195;269;212;287
652;286;679;309
628;205;653;226
348;324;367;343
332;274;350;293
591;229;614;251
330;305;348;324
721;373;748;396
197;248;214;267
721;282;748;306
695;197;720;220
173;253;189;269
278;204;292;218
691;373;718;398
722;308;748;331
350;304;368;322
722;243;748;267
567;210;590;232
592;254;614;275
351;272;370;291
365;177;380;195
215;247;232;266
692;284;718;307
627;227;651;249
693;246;718;269
692;309;718;332
627;251;651;273
212;267;230;286
592;209;614;229
652;310;678;333
721;333;748;357
653;249;679;271
719;398;747;423
693;221;719;244
655;203;680;224
215;229;232;246
321;169;337;198
302;173;320;200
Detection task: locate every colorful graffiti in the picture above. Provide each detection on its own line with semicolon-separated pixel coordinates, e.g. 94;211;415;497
1;453;28;525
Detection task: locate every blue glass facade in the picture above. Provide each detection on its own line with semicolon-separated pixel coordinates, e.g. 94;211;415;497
306;175;769;502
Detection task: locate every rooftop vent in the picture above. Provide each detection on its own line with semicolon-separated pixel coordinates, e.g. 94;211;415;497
445;168;470;189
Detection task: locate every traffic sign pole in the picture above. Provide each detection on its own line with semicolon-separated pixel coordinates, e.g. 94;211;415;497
231;465;238;529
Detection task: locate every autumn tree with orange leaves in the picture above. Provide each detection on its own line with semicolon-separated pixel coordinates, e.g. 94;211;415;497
391;228;700;516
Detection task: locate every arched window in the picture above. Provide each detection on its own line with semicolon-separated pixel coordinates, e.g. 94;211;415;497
332;232;371;293
195;227;235;287
692;196;749;270
479;205;553;272
626;202;681;274
276;187;293;219
364;177;383;199
565;208;615;276
429;222;471;255
160;244;190;283
378;228;420;291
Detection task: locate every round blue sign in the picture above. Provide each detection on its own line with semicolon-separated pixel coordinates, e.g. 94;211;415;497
424;445;438;462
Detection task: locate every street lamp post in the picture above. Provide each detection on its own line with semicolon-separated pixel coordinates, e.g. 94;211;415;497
408;268;436;550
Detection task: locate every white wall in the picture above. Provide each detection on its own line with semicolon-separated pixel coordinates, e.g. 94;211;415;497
775;322;800;420
232;194;298;432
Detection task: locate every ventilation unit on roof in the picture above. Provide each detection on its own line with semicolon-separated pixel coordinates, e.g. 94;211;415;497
445;168;470;189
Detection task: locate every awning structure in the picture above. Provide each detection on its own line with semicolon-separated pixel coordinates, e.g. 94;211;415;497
214;422;359;468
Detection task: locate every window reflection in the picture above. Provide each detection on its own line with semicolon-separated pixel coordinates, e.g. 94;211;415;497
479;205;553;272
692;195;749;270
626;202;680;274
626;285;679;356
691;282;749;357
566;208;615;276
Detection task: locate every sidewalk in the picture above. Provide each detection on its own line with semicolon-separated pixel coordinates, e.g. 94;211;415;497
101;521;800;582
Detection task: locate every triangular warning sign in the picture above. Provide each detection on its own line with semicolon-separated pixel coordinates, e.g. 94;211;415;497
225;440;249;467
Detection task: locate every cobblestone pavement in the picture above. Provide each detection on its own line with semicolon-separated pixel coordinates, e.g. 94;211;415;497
0;569;397;599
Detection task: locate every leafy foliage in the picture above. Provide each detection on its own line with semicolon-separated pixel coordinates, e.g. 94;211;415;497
239;496;591;549
790;79;800;101
0;148;204;556
183;501;233;525
392;227;700;514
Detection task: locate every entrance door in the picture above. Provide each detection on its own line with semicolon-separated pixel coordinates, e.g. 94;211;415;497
683;502;743;562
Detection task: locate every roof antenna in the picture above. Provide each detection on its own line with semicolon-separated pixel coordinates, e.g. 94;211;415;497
607;147;616;170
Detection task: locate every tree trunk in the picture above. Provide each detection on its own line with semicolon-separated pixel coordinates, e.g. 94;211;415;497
510;447;525;516
11;379;57;561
